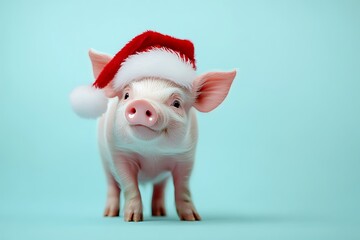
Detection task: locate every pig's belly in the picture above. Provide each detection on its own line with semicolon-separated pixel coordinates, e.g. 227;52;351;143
138;170;171;184
135;156;173;184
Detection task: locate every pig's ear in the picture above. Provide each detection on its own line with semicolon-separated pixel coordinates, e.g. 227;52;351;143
89;48;112;78
88;49;117;98
193;70;236;113
69;49;115;119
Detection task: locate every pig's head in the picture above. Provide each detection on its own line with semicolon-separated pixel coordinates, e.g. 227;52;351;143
88;49;236;151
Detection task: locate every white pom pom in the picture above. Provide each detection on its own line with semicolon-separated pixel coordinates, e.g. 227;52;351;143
69;85;108;118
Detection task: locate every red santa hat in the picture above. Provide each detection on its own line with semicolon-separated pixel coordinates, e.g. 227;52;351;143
70;31;197;118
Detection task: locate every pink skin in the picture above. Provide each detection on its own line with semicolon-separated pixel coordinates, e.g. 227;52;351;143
125;99;158;127
152;178;168;216
89;49;236;222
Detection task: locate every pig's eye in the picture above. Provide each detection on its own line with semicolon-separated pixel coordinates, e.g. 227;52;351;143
171;100;181;108
124;93;129;100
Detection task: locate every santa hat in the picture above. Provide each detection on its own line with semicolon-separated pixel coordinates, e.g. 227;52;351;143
70;30;197;118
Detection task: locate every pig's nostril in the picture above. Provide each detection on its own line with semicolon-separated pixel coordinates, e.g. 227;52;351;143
130;108;136;114
127;108;137;119
146;110;152;117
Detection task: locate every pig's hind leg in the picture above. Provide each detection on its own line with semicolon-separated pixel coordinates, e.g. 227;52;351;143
99;115;121;217
151;178;168;216
102;161;121;217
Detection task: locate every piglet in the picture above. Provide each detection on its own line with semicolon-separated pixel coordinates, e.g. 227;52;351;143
70;31;236;221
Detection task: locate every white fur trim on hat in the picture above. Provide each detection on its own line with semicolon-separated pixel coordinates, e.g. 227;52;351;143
69;85;108;118
113;48;196;90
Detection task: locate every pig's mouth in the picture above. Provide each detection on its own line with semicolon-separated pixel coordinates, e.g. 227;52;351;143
129;124;163;140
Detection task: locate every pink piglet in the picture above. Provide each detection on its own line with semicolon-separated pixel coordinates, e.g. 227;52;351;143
70;31;236;222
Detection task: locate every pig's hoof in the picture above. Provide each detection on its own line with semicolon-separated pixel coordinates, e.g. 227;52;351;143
176;202;201;221
124;211;143;222
104;206;119;217
124;199;143;222
152;200;166;216
103;197;120;217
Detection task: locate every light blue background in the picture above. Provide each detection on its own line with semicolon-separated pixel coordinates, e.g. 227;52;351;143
1;0;359;239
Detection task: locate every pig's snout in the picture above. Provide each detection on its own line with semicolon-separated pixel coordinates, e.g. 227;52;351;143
125;100;158;127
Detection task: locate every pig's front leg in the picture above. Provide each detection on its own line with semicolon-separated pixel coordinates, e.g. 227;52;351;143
172;163;201;221
113;158;143;222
